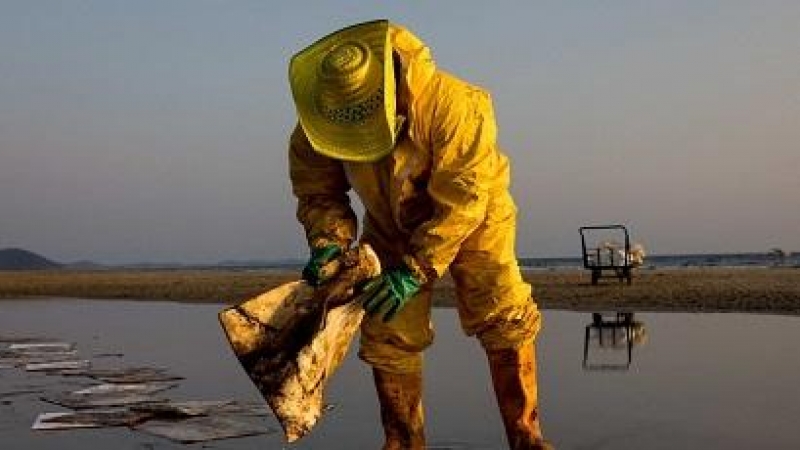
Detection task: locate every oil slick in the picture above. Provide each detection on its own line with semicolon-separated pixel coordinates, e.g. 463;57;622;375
41;382;177;409
134;414;273;444
73;366;184;383
25;360;91;372
0;334;272;444
32;409;153;430
1;341;83;370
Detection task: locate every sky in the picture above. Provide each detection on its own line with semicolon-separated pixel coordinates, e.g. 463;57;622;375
1;1;798;264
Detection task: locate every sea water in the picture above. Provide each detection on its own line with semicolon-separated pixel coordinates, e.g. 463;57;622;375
519;252;800;270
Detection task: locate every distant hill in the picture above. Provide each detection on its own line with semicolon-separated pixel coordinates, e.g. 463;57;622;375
0;248;62;270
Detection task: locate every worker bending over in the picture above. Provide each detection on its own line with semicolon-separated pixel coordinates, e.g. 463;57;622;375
288;20;553;450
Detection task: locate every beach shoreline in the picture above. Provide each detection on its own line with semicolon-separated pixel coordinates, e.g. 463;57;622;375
1;267;798;315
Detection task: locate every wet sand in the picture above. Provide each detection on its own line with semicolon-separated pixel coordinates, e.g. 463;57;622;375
1;267;798;314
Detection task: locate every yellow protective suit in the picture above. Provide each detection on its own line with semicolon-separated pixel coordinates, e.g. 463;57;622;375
289;24;541;374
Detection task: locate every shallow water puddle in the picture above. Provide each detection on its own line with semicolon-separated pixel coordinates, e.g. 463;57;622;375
2;299;800;449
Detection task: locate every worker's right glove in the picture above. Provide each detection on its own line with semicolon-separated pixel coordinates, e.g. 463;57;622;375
359;265;421;322
302;244;342;287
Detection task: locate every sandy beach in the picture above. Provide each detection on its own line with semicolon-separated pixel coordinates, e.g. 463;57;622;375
1;267;798;315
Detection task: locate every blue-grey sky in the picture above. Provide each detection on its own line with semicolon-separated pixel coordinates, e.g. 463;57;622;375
2;1;798;264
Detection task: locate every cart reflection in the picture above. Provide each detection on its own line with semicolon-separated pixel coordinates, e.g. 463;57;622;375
582;312;647;371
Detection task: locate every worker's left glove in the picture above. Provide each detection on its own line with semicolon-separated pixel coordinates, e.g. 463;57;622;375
360;265;421;322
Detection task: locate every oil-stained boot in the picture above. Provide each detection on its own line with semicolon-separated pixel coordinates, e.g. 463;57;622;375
372;368;426;450
486;344;553;450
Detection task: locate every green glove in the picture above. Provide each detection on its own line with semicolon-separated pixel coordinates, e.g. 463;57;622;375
360;265;421;322
302;244;341;286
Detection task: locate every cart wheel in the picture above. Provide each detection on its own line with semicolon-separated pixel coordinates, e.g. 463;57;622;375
591;270;599;285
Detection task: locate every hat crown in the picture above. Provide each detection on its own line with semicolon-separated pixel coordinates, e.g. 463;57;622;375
315;41;383;124
288;19;395;162
319;42;369;84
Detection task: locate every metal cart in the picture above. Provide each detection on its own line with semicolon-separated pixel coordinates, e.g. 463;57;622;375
579;224;633;285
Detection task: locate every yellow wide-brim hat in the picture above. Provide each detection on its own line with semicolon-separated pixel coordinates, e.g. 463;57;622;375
289;20;398;162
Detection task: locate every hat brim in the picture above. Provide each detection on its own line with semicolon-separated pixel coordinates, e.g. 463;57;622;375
289;20;396;162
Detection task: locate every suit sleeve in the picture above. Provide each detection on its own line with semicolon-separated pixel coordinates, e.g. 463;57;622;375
288;123;358;250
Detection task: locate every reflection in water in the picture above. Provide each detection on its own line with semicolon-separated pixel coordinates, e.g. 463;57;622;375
583;312;647;371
